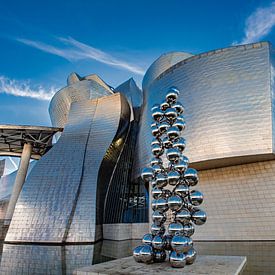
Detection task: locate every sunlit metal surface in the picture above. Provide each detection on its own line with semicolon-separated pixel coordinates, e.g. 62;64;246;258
134;42;274;178
5;93;130;243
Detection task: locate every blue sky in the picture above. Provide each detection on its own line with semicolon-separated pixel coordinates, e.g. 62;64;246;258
0;0;275;172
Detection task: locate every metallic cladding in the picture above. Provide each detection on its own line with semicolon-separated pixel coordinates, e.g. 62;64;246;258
134;42;274;178
5;93;130;243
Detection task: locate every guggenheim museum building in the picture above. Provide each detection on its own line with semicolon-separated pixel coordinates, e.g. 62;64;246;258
0;41;274;247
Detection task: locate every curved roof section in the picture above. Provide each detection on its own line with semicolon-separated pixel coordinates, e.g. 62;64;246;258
142;51;193;91
49;73;114;128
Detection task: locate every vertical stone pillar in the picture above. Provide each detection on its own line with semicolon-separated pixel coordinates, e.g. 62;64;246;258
4;143;32;225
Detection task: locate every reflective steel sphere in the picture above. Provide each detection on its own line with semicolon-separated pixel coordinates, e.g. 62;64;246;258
156;173;168;188
167;148;181;162
167;170;180;186
192;209;207;225
166;87;179;104
151;125;159;137
152;144;164;157
169;250;186;268
171;235;191;253
140;245;154;264
151;104;160;112
160;100;170;111
172;102;185;114
175;208;191;224
189;190;204;206
173;119;186;131
151;223;165;235
167;126;180;140
184;168;199;186
183;223;195;237
158;121;170;134
155;197;169;212
186;248;197;265
152;235;166;250
174;160;188;174
174;183;189;197
141;167;154;182
133;245;144;262
173;137;186;152
152;107;164;121
168;195;183;211
152;210;166;225
152;187;162;199
151;138;161;147
153;250;166;263
168;222;184;236
151;157;162;166
152;164;163;175
165;107;178;121
163;136;173;149
142;233;154;245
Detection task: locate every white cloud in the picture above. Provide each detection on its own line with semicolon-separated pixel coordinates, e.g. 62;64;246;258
0;76;56;100
238;2;275;44
17;37;145;75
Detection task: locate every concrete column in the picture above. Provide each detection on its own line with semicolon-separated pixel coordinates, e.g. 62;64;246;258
4;143;32;225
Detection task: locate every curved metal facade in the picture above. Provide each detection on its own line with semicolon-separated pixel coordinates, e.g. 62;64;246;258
5;92;130;243
134;42;275;178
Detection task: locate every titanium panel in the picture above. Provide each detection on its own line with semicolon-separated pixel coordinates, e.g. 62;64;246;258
134;42;274;178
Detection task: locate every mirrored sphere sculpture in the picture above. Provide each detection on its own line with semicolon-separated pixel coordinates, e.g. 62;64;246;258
133;87;206;268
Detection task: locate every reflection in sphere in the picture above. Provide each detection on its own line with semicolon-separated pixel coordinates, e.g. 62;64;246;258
174;184;189;197
164;235;173;250
152;164;163;175
151;125;159;137
167;148;181;162
155;197;169;212
168;195;183;211
152;235;166;250
133;245;144;262
142;233;154;245
167;170;180;186
152;199;157;211
168;222;184;236
192;209;207;225
175;208;191;224
140;245;154;264
172;102;185;114
151;138;161;147
166;87;179;104
165;108;178;121
152;144;164;157
153;250;166;263
151;223;165;235
173;137;186;152
169;250;186;268
160;100;170;111
163;136;173;149
174;119;186;131
156;173;168;188
184;168;199;186
151;157;162;166
177;114;185;122
152;107;164;121
152;187;162;199
159;121;170;134
181;155;189;165
182;223;195;237
152;210;166;225
167;126;180;140
171;235;191;253
174;159;188;174
186;248;197;265
141;167;154;182
189;190;204;206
